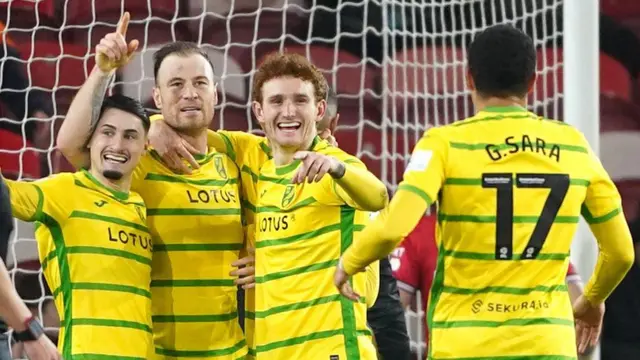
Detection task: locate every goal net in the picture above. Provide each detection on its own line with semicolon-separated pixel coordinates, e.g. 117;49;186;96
0;0;564;357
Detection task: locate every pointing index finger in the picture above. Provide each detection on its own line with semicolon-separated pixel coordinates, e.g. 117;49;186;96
117;11;131;36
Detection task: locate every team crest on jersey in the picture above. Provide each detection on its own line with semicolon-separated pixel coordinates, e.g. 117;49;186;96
281;184;296;208
214;156;228;179
135;206;146;223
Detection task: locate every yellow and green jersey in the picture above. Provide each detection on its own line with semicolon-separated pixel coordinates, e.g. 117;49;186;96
6;170;153;359
397;106;623;359
132;149;246;359
252;137;377;360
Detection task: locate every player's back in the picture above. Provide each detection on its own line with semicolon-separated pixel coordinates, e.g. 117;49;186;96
429;106;594;359
132;149;246;359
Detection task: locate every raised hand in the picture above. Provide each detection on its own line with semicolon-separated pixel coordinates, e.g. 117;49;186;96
95;11;139;73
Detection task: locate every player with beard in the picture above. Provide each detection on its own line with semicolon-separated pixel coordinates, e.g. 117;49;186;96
146;66;383;359
3;93;152;359
55;12;249;359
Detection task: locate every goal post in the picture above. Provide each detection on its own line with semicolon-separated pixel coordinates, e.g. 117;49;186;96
564;1;600;359
0;0;600;358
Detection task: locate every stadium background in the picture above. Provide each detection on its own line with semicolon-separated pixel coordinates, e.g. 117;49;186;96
0;0;639;359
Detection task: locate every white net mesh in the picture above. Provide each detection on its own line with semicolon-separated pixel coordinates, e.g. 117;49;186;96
0;0;564;357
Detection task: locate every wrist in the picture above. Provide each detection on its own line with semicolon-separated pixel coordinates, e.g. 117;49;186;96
92;65;115;78
13;316;44;342
330;161;346;179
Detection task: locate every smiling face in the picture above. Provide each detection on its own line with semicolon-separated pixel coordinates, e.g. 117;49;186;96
253;76;326;149
87;108;147;181
152;53;217;134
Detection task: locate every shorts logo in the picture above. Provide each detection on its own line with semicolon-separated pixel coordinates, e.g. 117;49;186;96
281;184;295;208
330;356;339;360
214;156;228;179
135;205;146;223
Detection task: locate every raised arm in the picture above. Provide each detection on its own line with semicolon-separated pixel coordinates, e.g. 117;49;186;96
56;12;138;169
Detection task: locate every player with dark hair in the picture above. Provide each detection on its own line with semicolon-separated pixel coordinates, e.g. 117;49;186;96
335;24;635;359
3;92;151;359
55;12;254;359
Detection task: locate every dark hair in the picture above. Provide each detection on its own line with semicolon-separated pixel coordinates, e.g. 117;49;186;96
324;85;338;120
467;24;536;98
252;52;327;104
153;41;215;82
99;94;150;132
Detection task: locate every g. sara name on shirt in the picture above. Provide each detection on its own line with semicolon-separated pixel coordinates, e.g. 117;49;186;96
485;135;560;162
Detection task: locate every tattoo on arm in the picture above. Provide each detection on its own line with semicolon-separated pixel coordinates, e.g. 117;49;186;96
90;74;114;128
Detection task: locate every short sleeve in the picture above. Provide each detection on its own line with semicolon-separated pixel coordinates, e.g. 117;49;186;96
397;128;448;206
5;173;73;223
3;178;44;222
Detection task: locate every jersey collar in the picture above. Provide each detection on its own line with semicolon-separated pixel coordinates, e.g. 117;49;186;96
273;136;323;176
79;169;130;201
480;105;529;113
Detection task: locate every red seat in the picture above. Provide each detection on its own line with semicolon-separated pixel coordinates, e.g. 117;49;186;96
61;0;189;51
63;0;180;25
0;129;41;180
203;7;306;65
0;0;56;28
384;46;467;122
533;48;632;104
601;0;640;19
599;98;640;192
12;40;95;113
